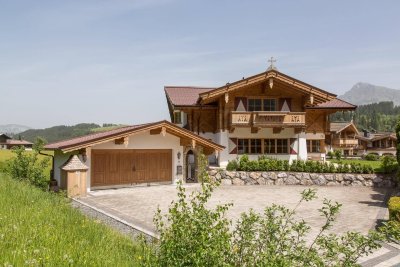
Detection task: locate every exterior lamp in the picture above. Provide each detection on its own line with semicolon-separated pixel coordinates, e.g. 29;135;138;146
269;77;274;89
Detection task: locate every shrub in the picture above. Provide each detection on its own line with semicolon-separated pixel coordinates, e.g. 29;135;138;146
334;150;342;161
388;196;400;221
327;151;334;159
226;159;238;171
141;163;384;266
380;155;398;173
5;138;50;189
365;153;379;161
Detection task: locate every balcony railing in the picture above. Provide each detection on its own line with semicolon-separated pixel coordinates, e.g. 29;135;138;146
332;138;359;146
231;111;306;127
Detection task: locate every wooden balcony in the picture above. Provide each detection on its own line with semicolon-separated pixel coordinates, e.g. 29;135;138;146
332;138;358;146
231;112;306;127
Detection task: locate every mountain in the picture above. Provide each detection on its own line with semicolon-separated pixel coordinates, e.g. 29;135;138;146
18;123;124;143
340;82;400;106
0;124;31;135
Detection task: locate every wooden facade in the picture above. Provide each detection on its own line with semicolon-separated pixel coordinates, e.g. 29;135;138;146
165;68;357;165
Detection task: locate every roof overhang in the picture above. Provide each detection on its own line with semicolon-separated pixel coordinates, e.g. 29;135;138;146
45;121;224;154
198;70;337;105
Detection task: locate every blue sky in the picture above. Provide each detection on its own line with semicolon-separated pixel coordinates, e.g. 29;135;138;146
1;0;400;128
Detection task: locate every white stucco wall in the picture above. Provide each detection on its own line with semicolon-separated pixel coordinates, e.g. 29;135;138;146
53;130;184;191
217;128;308;167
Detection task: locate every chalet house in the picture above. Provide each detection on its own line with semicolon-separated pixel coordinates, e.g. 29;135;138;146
45;64;357;194
326;122;359;156
165;66;356;167
0;133;33;150
356;131;397;156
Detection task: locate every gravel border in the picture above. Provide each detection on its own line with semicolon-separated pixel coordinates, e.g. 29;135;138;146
71;199;157;242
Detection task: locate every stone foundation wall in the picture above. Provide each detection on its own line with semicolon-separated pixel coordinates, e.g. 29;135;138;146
208;169;397;187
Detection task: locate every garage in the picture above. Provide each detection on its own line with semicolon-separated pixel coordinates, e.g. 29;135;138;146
91;149;172;187
46;120;224;195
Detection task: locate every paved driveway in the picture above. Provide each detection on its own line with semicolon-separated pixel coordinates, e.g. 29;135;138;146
81;185;389;236
79;185;399;266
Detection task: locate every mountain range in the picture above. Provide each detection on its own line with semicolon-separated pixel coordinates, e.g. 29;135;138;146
339;82;400;106
0;124;31;135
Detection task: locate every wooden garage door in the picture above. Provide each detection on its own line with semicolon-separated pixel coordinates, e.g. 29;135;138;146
91;149;172;187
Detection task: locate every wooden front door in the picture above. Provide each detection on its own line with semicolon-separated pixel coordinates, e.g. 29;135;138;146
91;149;172;187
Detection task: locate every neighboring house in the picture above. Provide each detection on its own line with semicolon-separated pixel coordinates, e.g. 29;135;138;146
326;122;359;156
165;66;356;166
0;133;33;150
45;121;223;192
356;131;397;156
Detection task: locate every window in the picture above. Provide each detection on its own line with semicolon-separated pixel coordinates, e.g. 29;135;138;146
248;99;262;111
250;139;262;154
238;139;249;154
174;111;182;124
263;99;277;111
307;140;321;153
276;139;289;154
264;139;276;154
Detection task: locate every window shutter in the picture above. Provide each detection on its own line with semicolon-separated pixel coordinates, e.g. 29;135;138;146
234;97;247;111
290;138;297;155
279;98;291;112
229;138;238;154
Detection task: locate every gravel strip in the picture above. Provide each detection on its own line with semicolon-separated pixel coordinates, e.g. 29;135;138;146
71;200;156;242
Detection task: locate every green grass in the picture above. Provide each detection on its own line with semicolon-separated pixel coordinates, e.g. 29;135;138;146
327;159;382;172
0;173;140;266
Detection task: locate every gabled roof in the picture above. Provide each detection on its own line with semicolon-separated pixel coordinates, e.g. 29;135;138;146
198;69;337;105
0;133;12;140
307;98;356;110
165;86;215;106
357;132;397;142
330;121;359;135
164;69;356;111
45;120;224;153
6;139;33;145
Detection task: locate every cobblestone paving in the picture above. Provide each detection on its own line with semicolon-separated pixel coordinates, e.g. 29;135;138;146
78;185;399;265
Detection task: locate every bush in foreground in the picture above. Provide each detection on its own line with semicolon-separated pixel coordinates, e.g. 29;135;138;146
139;155;384;266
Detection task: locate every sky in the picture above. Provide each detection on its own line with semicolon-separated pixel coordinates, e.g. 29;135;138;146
1;0;400;128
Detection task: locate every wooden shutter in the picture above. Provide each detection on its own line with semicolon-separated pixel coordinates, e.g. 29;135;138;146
279;98;292;112
234;97;247;111
229;138;238;154
290;138;297;155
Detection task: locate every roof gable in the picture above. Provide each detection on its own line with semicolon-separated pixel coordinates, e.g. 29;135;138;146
330;121;359;135
198;69;337;105
45;120;224;153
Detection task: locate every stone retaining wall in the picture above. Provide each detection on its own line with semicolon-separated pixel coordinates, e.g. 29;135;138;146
208;169;397;187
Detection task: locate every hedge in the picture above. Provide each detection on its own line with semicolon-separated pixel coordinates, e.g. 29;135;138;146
226;155;374;174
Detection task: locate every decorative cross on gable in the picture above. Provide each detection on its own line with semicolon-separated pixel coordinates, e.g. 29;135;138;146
268;56;277;70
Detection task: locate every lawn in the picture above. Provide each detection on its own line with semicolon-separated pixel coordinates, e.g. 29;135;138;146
0;173;140;266
327;159;382;172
